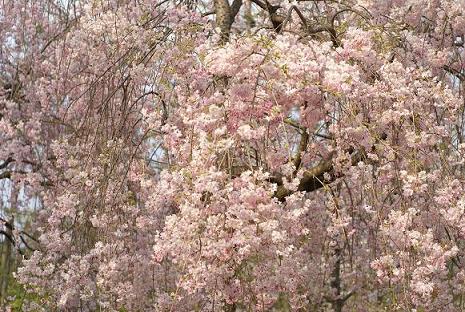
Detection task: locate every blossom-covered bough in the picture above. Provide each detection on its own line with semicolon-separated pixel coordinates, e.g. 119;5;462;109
1;0;465;311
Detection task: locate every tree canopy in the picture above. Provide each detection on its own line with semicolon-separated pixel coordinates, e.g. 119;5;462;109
1;0;465;311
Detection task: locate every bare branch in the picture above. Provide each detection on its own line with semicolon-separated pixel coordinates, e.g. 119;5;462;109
214;0;233;42
0;171;11;180
230;0;243;21
444;65;465;81
274;149;364;201
0;157;14;170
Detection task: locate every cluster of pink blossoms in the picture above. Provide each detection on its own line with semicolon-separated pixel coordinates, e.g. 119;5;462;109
1;0;465;311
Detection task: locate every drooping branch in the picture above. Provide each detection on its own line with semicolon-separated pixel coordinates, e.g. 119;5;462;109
0;217;38;252
19;234;36;252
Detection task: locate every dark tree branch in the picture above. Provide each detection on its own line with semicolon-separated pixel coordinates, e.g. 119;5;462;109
202;11;216;17
444;65;465;81
0;230;15;245
0;171;11;180
214;0;233;42
272;131;386;201
274;149;364;201
0;157;14;170
250;0;284;32
251;0;341;45
0;218;13;231
230;0;243;21
19;234;36;252
250;0;267;10
0;217;39;252
293;126;309;171
20;230;40;244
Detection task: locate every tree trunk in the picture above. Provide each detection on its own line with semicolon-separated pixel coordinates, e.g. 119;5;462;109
0;217;13;306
